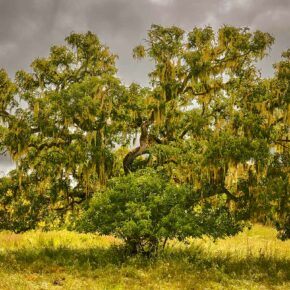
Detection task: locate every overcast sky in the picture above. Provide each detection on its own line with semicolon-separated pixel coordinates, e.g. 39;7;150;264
1;0;290;174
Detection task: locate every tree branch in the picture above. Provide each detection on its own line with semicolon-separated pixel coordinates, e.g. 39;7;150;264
123;121;151;174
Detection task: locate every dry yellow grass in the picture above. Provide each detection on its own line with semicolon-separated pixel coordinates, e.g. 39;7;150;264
0;224;289;289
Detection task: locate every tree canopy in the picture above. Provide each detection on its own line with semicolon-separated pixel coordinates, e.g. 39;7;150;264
0;25;289;252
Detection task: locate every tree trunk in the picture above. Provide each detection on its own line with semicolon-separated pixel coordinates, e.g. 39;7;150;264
123;121;151;174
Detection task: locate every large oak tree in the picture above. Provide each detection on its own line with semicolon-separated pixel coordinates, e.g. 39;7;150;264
0;26;289;249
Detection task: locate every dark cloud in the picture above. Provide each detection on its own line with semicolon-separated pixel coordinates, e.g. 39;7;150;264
0;0;290;173
1;0;289;80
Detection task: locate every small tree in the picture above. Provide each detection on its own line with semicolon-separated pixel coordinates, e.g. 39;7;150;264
79;169;244;255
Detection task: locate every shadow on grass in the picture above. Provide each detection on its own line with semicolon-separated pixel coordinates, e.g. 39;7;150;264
0;244;289;285
163;246;290;284
0;245;126;270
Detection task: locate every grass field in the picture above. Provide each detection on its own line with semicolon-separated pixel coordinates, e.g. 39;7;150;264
0;224;289;289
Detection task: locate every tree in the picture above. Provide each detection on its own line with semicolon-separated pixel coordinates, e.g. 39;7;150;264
0;25;289;251
246;50;290;239
0;32;128;230
81;25;289;253
80;168;244;255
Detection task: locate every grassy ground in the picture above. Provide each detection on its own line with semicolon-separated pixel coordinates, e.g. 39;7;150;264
0;224;289;289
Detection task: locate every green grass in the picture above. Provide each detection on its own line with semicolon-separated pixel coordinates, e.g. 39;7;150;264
0;224;289;289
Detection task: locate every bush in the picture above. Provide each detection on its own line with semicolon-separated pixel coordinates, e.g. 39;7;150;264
78;169;244;255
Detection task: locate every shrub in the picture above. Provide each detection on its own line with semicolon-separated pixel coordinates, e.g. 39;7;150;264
78;169;244;255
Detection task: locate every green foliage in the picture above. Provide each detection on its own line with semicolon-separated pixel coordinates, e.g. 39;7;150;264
1;32;126;229
80;169;244;255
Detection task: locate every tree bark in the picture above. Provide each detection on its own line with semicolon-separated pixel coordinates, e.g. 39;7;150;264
123;121;151;174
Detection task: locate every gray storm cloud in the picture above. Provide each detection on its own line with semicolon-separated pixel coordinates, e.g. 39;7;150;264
0;0;290;173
